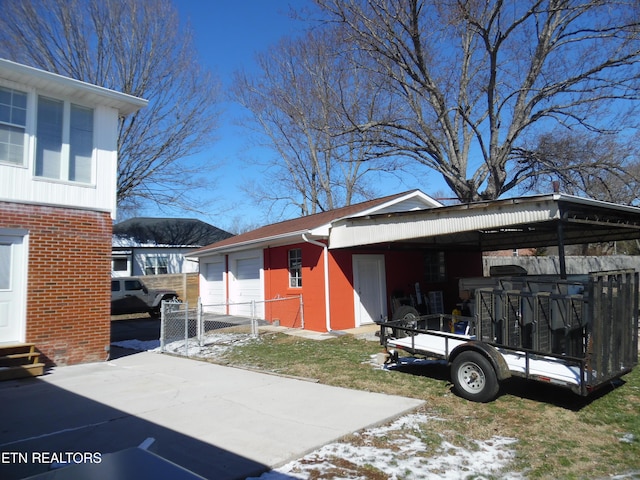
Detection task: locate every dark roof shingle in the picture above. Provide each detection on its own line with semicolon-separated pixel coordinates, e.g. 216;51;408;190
113;218;232;247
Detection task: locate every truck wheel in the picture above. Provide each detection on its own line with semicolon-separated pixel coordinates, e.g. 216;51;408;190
392;305;420;322
392;305;420;338
451;351;500;402
151;295;178;317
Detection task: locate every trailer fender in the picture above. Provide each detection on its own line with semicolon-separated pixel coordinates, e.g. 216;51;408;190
449;342;511;381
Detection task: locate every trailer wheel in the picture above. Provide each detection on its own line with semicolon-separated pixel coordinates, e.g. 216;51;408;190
451;351;500;402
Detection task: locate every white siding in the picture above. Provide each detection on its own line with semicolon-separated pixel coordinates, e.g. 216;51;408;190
129;248;199;276
0;67;129;219
371;197;435;214
0;101;119;216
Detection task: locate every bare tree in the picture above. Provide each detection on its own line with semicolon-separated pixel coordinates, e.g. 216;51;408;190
515;130;640;204
232;26;402;217
316;0;640;202
0;0;220;214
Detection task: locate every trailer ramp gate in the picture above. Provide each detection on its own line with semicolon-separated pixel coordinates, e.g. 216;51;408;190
475;270;638;395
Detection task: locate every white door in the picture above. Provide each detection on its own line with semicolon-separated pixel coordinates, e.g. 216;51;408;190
0;234;27;343
229;255;263;318
353;254;387;326
202;260;225;313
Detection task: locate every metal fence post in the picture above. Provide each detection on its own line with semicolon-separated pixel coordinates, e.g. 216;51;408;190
160;300;166;352
299;294;305;329
251;299;257;337
184;300;189;357
197;297;203;347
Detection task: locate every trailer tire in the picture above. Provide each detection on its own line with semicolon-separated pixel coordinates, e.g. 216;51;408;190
451;351;500;402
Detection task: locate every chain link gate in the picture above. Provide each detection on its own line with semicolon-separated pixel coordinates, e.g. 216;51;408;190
159;298;197;356
159;296;304;358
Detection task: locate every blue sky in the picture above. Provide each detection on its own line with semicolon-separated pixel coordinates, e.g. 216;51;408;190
143;1;445;232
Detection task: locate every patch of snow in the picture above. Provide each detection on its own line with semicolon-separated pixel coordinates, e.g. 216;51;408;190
247;413;524;480
151;333;260;358
619;433;636;444
111;332;259;358
609;472;640;479
112;235;191;248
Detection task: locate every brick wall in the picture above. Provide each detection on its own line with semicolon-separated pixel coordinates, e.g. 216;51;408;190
0;202;112;366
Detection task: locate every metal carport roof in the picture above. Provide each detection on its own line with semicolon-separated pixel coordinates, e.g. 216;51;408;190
329;193;640;252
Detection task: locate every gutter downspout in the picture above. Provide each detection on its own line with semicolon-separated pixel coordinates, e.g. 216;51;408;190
302;234;331;332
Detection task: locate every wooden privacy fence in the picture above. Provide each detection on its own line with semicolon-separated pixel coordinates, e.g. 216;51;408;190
138;273;199;305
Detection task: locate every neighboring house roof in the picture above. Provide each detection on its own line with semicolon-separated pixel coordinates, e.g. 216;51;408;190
0;58;147;115
113;218;233;248
188;190;441;257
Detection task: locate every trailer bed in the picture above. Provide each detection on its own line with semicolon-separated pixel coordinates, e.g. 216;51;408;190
499;350;582;386
388;332;584;387
387;332;470;358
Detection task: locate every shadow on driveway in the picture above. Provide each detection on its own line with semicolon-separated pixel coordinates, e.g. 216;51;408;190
1;352;424;480
0;376;270;480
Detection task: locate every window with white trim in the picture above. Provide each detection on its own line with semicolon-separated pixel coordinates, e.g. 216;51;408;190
112;258;129;272
35;95;94;183
0;86;27;166
288;248;302;288
145;255;169;275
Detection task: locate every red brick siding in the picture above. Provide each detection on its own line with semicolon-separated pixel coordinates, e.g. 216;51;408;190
0;202;111;366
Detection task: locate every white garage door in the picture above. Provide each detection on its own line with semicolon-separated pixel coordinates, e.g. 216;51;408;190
202;260;225;313
230;256;263;318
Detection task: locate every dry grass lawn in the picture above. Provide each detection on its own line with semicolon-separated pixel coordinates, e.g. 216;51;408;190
217;332;639;479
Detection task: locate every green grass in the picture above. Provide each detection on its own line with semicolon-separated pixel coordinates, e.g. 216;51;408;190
217;331;640;479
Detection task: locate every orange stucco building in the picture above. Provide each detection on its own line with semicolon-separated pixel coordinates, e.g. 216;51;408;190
189;191;483;332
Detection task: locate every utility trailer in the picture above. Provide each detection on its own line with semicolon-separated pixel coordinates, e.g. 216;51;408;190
379;270;639;402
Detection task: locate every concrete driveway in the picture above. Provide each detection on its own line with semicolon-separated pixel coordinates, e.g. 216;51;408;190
0;351;424;479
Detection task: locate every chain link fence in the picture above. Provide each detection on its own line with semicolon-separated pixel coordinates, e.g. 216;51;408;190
159;299;197;356
159;295;303;357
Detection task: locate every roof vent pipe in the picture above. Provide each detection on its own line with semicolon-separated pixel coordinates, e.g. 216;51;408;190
301;234;332;332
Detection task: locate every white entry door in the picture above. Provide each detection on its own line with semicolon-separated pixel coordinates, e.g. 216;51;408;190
0;234;27;343
353;254;387;326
